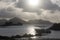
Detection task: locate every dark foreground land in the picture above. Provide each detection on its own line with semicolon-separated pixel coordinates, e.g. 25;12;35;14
0;35;60;40
0;37;60;40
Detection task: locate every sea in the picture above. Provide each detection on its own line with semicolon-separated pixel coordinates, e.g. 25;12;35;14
0;24;60;40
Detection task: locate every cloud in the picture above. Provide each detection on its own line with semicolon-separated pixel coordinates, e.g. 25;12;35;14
0;0;60;23
0;1;22;18
0;1;14;17
39;0;60;11
16;0;60;12
0;1;39;21
39;9;60;23
51;0;60;7
37;0;60;23
18;12;39;21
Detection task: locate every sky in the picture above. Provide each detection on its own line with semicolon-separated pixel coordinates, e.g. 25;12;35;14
0;0;60;23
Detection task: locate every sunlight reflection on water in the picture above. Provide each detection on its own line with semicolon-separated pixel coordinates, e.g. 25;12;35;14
31;36;37;39
27;25;40;35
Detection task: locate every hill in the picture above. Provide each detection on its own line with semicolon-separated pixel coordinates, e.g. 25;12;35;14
49;23;60;30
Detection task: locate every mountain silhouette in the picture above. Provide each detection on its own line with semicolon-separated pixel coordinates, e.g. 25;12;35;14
0;19;7;26
2;17;27;26
49;23;60;30
9;17;27;24
28;19;52;24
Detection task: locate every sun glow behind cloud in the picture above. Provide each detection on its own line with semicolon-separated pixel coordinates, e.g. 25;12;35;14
26;0;39;7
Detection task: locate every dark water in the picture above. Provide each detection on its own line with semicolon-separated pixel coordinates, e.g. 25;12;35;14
0;24;40;36
15;36;60;40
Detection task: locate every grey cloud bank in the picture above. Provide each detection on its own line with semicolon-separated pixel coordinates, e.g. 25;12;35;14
0;0;60;23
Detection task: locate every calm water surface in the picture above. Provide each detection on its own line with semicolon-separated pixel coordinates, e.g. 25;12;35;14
0;24;40;36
